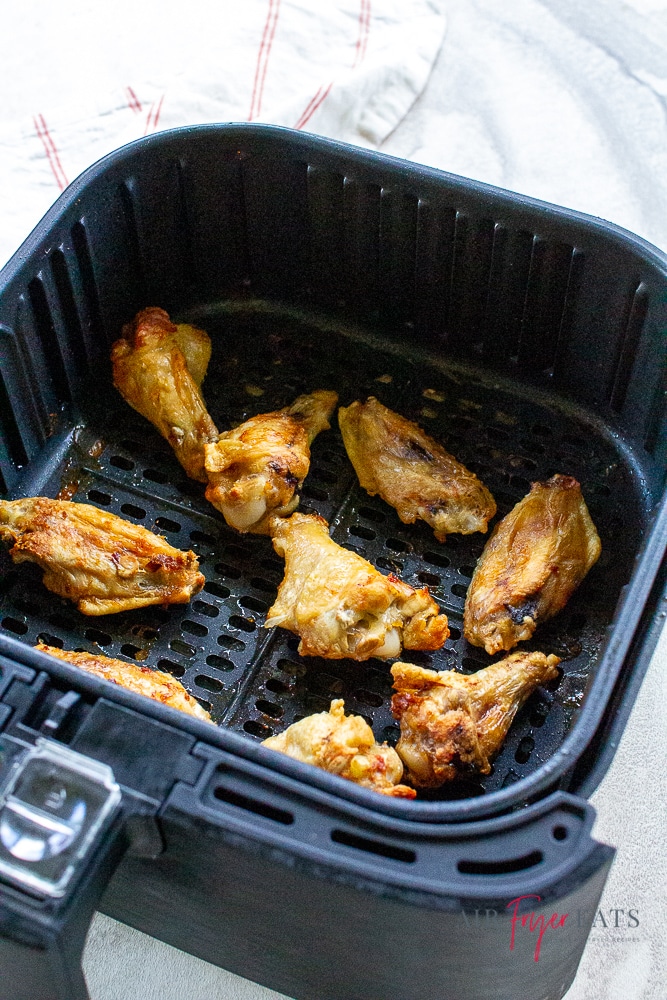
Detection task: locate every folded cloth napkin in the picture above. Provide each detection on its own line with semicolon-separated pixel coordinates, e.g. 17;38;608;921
0;0;447;268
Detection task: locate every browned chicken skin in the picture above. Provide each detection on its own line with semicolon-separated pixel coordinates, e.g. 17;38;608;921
463;475;601;655
265;512;449;660
391;652;560;788
0;498;204;615
35;644;211;721
263;699;416;797
338;397;496;541
111;307;219;482
204;390;338;534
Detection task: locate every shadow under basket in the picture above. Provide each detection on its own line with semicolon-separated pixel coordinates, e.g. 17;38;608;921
0;125;665;1000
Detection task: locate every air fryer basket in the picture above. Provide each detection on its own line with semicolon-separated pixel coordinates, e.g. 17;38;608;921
0;125;665;1000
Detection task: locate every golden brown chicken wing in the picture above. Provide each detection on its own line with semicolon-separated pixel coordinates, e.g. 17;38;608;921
111;307;218;482
338;397;496;541
391;652;560;788
204;390;338;534
0;497;204;615
35;644;211;721
463;475;601;655
265;512;449;660
263;699;415;797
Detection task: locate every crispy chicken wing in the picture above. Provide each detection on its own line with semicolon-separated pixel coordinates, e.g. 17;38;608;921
0;498;204;615
265;513;449;660
391;652;560;788
111;306;218;482
463;475;601;655
263;699;415;797
35;644;211;721
204;390;338;534
338;397;496;541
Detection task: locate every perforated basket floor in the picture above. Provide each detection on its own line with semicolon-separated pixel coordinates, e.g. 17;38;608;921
0;301;645;800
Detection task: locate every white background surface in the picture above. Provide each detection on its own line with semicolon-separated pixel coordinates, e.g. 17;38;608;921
2;1;667;998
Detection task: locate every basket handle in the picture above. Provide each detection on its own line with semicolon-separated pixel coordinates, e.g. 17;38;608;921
0;739;129;1000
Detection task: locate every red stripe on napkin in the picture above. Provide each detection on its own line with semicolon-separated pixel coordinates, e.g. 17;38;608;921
33;114;68;190
248;0;281;121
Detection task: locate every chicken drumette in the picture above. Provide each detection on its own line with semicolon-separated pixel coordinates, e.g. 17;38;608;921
204;390;338;534
0;497;204;615
463;475;601;655
263;699;415;797
338;397;496;541
265;513;449;660
111;306;218;482
391;652;560;788
35;645;211;721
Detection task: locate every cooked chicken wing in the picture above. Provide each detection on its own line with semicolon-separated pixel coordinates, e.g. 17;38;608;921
263;699;415;797
338;397;496;541
265;513;449;660
35;644;211;721
463;475;601;655
0;497;204;615
111;306;218;482
204;390;338;534
391;652;560;788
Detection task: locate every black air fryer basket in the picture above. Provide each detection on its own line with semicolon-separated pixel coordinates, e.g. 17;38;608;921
0;125;666;1000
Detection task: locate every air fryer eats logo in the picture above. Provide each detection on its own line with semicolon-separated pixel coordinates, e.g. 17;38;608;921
507;895;569;962
461;899;640;962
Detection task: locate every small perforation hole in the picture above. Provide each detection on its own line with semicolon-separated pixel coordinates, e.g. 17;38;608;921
358;506;385;523
143;468;168;484
204;581;231;599
157;658;186;678
417;571;440;586
181;619;208;637
87;489;111;506
451;583;468;598
250;577;277;593
239;595;268;614
206;654;235;671
266;677;290;695
190;530;216;545
377;556;403;572
195;675;224;693
170;639;196;658
458;565;475;579
2;617;28;635
424;551;450;568
120;503;146;519
244;719;273;738
215;561;242;579
192;600;219;618
353;689;383;708
218;635;245;652
110;455;134;470
120;643;145;660
36;633;63;648
349;525;376;541
84;628;112;645
515;736;535;764
448;625;461;641
552;825;569;842
228;615;256;632
386;538;411;553
278;658;307;677
154;516;181;533
256;699;284;719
